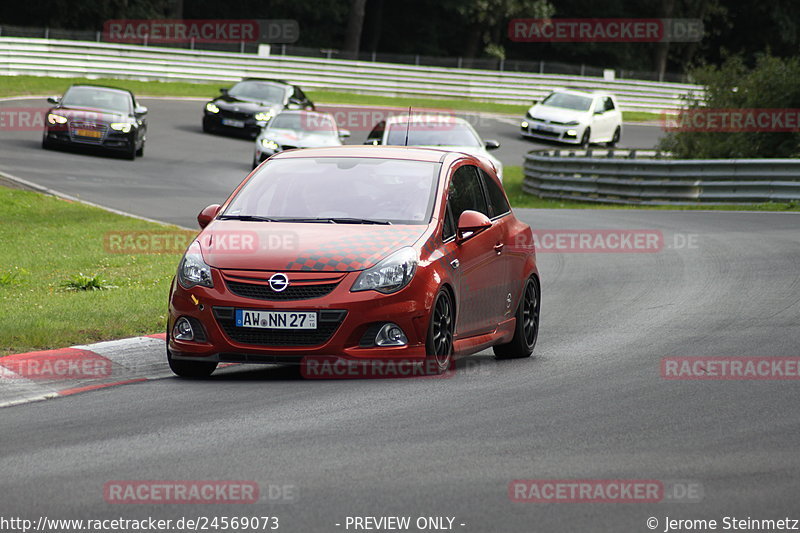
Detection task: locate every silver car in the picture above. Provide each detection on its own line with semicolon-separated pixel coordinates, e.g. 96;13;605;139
252;111;350;168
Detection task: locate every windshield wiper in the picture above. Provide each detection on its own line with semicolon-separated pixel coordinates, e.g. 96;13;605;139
217;214;278;222
325;217;392;225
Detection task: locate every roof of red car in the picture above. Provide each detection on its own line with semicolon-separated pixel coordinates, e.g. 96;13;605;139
271;145;455;162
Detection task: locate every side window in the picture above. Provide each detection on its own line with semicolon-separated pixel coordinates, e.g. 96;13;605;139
293;87;307;102
479;168;510;217
365;121;385;145
604;97;615;112
442;204;456;241
448;165;489;223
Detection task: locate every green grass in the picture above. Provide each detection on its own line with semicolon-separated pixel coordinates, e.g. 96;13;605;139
0;74;661;121
0;186;196;356
503;165;800;211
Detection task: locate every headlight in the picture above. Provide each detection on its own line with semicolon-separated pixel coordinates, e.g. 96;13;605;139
177;241;214;289
351;247;417;294
564;120;580;126
205;102;220;114
521;121;529;128
260;139;279;151
109;122;132;133
47;113;67;124
254;111;274;122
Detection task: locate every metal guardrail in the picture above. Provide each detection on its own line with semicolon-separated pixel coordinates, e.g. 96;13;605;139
0;37;700;112
523;149;800;205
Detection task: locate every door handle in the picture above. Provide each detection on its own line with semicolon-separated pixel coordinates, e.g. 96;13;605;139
450;259;460;269
494;242;504;254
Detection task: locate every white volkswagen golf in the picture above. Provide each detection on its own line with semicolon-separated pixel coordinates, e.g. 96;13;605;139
520;89;623;147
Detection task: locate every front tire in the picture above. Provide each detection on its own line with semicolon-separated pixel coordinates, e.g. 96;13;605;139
494;276;540;359
136;140;145;157
425;289;454;374
580;128;591;148
607;126;621;147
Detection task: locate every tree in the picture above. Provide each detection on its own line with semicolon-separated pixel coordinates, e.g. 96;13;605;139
343;0;368;59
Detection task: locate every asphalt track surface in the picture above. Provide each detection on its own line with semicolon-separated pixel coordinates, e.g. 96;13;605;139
2;97;800;531
0;97;665;227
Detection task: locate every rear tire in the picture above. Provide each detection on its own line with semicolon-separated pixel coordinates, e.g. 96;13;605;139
494;276;540;359
166;331;217;378
425;289;454;374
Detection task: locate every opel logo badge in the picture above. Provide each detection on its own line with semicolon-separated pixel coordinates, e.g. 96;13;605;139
268;273;289;292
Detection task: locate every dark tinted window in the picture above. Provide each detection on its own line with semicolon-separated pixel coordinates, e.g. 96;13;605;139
603;97;615;111
479;168;510;217
365;121;385;145
448;165;489;222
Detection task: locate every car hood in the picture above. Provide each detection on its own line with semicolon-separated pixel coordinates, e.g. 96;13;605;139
259;129;342;148
49;106;129;122
198;221;426;272
527;104;589;123
214;96;282;114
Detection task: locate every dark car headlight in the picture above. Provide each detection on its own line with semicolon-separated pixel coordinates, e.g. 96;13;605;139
109;122;133;133
205;102;220;114
351;247;417;294
178;242;214;289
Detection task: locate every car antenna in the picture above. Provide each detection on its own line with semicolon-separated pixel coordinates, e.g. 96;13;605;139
404;106;412;146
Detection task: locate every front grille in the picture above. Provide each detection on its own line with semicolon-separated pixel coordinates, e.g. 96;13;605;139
219;109;253;121
68;121;108;144
531;129;560;138
226;280;339;301
213;307;347;347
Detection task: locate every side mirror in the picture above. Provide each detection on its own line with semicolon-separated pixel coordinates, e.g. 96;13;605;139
531;100;538;105
484;139;500;151
197;204;221;229
456;210;492;243
134;105;148;115
47;96;60;105
339;129;351;138
220;88;229;95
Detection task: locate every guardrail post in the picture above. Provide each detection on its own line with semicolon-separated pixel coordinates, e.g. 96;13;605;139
240;40;244;53
607;150;615;158
499;58;504;72
281;44;286;55
44;27;49;39
415;55;420;65
96;31;100;42
539;60;544;73
628;149;636;159
144;34;148;47
457;57;462;68
371;51;376;61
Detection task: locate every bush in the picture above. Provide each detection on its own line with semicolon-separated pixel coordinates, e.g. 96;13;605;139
659;55;800;158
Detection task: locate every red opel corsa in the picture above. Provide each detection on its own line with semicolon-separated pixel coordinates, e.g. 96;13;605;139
167;146;540;377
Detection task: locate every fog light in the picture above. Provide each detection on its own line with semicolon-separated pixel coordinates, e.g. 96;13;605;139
173;317;195;341
566;129;577;137
375;323;408;347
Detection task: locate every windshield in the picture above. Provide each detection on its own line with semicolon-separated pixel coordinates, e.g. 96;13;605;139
228;81;286;103
61;87;132;113
541;92;593;111
223;157;440;225
269;113;337;135
385;121;482;147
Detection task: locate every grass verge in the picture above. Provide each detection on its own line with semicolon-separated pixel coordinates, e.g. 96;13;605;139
0;75;661;121
502;166;800;211
0;186;193;356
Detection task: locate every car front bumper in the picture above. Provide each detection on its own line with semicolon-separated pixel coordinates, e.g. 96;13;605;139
520;121;584;144
168;271;433;363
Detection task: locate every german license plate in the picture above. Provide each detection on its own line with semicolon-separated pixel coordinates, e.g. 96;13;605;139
222;119;245;128
75;129;102;138
235;309;317;330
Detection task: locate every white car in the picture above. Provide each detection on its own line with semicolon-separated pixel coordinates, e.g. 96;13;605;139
253;110;349;168
520;89;623;147
365;114;503;181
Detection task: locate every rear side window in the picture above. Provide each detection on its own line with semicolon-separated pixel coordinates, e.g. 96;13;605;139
448;165;489;222
479;168;510;218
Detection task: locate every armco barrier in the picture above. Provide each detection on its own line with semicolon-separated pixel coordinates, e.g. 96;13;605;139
523;149;800;205
0;37;700;112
